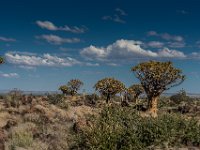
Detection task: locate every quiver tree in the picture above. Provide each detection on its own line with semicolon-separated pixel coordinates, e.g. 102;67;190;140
67;79;83;96
94;77;125;103
127;84;144;104
132;61;185;117
59;85;70;95
0;57;4;64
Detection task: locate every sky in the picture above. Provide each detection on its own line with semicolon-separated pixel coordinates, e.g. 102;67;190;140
0;0;200;93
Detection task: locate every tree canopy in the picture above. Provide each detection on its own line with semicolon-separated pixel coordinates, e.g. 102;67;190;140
0;56;4;64
94;77;125;103
132;61;185;98
59;85;70;95
67;79;83;96
127;84;144;103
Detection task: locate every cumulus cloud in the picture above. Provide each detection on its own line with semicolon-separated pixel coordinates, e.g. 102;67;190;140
158;47;186;58
80;39;186;61
36;20;87;33
5;52;81;67
147;31;184;42
36;34;80;45
0;36;16;42
0;73;19;78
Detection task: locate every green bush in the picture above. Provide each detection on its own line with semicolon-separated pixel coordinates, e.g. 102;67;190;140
9;130;33;149
4;89;22;108
47;94;68;109
72;105;200;149
84;93;100;106
170;89;191;105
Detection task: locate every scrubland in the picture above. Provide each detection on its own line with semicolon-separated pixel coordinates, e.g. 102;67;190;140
0;91;200;150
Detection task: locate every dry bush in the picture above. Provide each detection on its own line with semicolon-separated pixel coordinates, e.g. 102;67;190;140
7;122;36;149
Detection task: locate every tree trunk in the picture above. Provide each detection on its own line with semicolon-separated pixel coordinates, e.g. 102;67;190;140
120;92;129;107
148;96;159;117
106;94;110;103
134;95;139;105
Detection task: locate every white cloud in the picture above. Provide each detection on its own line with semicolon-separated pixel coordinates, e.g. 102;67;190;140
102;8;127;24
5;52;81;67
147;31;157;36
80;39;186;61
190;52;200;59
107;63;119;66
147;41;164;48
158;47;186;58
36;20;87;33
115;8;127;16
196;41;200;48
147;31;184;42
19;65;36;70
0;36;16;42
177;10;188;15
36;34;80;45
102;15;126;24
0;73;19;78
85;62;99;66
168;41;185;48
81;45;108;60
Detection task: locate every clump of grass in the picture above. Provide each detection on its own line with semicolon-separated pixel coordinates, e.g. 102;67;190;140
8;123;36;149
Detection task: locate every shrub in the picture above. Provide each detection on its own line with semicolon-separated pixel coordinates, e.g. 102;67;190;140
3;89;25;108
72;105;200;149
84;93;100;106
9;131;33;148
8;123;35;149
47;94;68;110
170;89;191;105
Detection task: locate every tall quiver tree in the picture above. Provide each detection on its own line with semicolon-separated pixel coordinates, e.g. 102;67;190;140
132;61;185;117
94;77;125;103
67;79;83;96
127;84;144;104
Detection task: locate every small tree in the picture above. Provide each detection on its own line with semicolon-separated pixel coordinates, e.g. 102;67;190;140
0;56;4;64
67;79;83;96
132;61;185;117
59;85;70;95
127;84;144;104
94;77;125;103
170;89;189;105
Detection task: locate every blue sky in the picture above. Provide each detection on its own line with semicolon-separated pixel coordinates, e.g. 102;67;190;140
0;0;200;93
